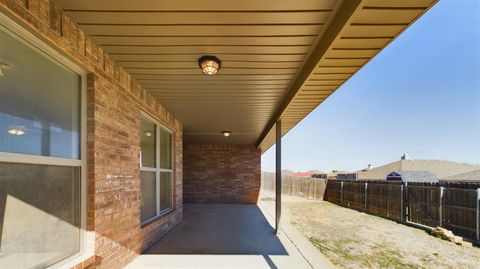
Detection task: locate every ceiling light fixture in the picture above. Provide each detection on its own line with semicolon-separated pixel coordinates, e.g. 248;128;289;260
144;131;153;137
8;125;26;136
222;130;231;137
198;55;221;75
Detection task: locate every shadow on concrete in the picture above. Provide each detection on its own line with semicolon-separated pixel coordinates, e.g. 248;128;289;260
144;203;288;255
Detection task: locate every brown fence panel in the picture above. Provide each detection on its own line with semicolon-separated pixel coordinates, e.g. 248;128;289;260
260;172;275;193
265;175;480;242
407;185;441;227
261;172;327;201
281;176;291;196
282;176;312;198
367;182;403;221
325;180;480;242
343;181;366;211
311;178;327;200
442;188;477;239
289;176;313;199
325;180;342;204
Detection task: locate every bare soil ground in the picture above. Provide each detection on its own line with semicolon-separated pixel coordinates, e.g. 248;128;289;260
285;201;480;269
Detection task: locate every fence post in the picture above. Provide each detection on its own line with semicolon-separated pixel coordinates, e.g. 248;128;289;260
439;186;444;227
340;181;344;204
400;184;404;221
405;182;411;222
476;188;480;241
364;182;368;211
290;176;294;196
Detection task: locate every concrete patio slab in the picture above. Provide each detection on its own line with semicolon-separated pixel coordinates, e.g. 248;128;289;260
125;203;335;269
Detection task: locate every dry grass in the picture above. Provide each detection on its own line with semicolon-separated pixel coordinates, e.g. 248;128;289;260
285;201;480;269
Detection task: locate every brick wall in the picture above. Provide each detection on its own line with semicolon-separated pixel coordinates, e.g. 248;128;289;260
0;1;183;268
87;74;183;268
184;145;261;204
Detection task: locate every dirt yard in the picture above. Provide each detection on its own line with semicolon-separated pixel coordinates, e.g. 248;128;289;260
285;201;480;269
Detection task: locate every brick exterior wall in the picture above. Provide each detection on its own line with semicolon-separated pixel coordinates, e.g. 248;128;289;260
0;1;183;268
184;145;261;204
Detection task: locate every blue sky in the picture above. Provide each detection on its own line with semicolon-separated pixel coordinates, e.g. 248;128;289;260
262;0;480;173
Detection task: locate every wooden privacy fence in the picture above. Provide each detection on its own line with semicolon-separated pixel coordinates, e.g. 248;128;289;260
261;173;327;200
325;180;480;242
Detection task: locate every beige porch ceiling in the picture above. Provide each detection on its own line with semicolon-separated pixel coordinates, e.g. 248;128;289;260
56;0;437;151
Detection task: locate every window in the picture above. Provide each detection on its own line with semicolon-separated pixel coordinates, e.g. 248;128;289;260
140;114;173;223
0;21;84;269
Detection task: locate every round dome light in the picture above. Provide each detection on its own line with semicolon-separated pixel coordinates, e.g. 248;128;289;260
222;130;231;137
7;125;26;136
198;55;221;75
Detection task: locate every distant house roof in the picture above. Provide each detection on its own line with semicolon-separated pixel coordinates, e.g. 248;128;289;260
387;170;438;183
327;170;349;176
282;169;295;175
290;170;326;178
357;160;480;181
336;173;357;181
441;169;480;182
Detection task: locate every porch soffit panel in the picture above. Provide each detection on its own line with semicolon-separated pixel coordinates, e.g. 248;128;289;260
56;0;437;148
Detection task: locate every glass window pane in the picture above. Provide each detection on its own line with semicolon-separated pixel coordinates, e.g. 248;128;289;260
159;128;172;169
140;117;156;168
0;163;80;269
0;26;80;159
159;172;172;211
141;171;157;221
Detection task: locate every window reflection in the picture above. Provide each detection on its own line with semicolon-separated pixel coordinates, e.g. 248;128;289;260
0;19;83;269
140;117;156;168
0;28;80;159
159;128;172;169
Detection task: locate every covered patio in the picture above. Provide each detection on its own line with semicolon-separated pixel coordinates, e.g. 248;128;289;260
0;0;437;268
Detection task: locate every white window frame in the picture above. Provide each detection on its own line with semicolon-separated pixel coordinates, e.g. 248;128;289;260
0;13;94;269
140;111;174;225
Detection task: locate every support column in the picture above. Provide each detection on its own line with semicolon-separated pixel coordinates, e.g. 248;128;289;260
275;120;282;233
